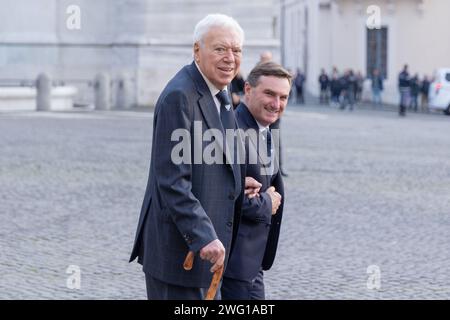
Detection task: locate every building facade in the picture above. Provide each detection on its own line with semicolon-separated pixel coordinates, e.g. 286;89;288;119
282;0;450;104
0;0;280;107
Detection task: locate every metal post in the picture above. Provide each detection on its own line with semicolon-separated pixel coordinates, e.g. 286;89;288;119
36;73;51;111
94;73;111;110
116;74;131;109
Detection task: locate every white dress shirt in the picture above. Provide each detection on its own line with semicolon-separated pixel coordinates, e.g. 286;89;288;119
195;62;230;115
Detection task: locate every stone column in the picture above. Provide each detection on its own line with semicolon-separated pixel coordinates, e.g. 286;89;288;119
36;73;51;111
116;74;132;109
94;73;111;110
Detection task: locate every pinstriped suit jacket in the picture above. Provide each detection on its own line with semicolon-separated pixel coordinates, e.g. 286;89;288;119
130;62;244;288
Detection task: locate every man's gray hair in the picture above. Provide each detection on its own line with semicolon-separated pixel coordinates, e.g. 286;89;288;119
193;14;244;46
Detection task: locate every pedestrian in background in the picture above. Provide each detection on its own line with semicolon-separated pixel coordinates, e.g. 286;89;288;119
318;68;329;104
294;68;305;104
420;75;430;113
398;64;411;116
371;68;383;107
231;71;245;109
259;51;272;64
339;69;356;111
330;70;341;107
409;73;420;112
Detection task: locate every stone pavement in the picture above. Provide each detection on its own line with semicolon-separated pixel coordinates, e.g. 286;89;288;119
0;105;449;299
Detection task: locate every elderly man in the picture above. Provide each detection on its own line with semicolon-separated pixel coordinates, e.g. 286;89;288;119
129;14;260;300
221;62;291;300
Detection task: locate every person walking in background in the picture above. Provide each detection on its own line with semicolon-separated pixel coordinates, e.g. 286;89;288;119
231;71;245;109
318;69;329;104
398;64;410;117
259;51;272;64
332;66;338;76
330;70;341;107
371;68;384;107
286;68;294;104
409;73;420;112
294;68;305;104
420;75;430;113
339;69;356;111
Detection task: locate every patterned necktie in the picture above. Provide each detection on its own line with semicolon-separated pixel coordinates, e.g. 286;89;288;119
216;90;234;130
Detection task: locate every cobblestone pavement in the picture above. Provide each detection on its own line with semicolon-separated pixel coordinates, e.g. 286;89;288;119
1;106;449;299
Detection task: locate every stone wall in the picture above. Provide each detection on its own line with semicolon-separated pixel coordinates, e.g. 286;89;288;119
0;0;280;108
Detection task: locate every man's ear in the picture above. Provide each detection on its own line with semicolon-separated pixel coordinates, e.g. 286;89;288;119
244;82;251;96
193;42;200;62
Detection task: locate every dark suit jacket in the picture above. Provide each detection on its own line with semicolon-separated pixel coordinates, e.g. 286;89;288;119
224;103;284;281
129;62;244;288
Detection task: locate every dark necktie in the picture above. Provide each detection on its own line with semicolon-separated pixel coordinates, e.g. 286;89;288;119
263;128;272;158
216;90;234;130
261;128;273;176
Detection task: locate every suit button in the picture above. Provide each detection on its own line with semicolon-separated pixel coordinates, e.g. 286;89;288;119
183;234;192;244
227;221;233;227
228;194;234;200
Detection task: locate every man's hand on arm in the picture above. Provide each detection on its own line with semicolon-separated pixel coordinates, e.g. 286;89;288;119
244;176;262;199
266;186;282;215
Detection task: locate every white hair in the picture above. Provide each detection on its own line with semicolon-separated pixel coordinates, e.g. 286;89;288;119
193;14;244;46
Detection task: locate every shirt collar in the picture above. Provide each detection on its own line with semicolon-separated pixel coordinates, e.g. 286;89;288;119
255;119;270;133
195;62;227;98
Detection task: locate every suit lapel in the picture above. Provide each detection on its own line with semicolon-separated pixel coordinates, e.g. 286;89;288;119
187;62;241;189
187;63;223;133
236;104;272;185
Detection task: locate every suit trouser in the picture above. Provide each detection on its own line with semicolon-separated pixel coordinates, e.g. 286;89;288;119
221;270;265;300
145;273;221;300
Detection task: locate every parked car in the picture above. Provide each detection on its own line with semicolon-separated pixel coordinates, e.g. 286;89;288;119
428;68;450;115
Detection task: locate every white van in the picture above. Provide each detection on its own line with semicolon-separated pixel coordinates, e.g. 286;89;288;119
428;68;450;115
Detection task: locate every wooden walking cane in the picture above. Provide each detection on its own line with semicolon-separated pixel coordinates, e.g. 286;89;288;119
183;251;224;300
